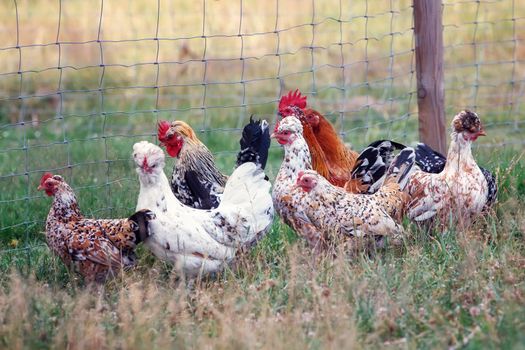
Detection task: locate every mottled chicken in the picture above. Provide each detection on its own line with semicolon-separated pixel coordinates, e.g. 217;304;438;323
271;115;321;248
407;110;494;227
38;173;155;283
295;148;415;245
278;90;406;193
133;141;273;278
414;142;497;211
157;117;270;209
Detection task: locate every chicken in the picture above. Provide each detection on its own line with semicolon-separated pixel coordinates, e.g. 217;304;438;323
157;117;270;209
414;142;497;211
271;115;322;248
295;149;414;246
278;90;406;193
132;141;273;278
38;173;155;283
407;110;494;228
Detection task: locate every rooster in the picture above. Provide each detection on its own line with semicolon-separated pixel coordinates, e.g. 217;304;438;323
133;141;273;278
38;173;155;283
295;147;415;246
157;117;270;210
407;110;495;227
278;90;406;193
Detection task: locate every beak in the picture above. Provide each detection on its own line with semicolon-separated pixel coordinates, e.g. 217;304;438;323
477;129;487;137
37;185;43;191
270;132;277;139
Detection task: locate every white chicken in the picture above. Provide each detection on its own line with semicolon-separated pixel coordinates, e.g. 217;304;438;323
132;141;273;278
407;110;491;228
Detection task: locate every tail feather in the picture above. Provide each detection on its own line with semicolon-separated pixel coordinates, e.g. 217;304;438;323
350;146;387;193
236;116;271;169
184;170;217;209
366;139;406;169
415;142;446;173
480;166;498;210
383;148;416;190
128;209;156;244
218;163;273;246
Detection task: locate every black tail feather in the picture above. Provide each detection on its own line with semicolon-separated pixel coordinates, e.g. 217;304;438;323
350;146;387;192
236;116;271;169
480;166;498;210
415;142;446;173
366;139;407;169
384;147;416;190
184;170;218;209
129;209;156;244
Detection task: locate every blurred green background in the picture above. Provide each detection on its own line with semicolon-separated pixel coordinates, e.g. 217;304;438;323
0;0;523;245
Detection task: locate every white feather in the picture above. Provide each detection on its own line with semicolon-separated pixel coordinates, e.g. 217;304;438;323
133;141;273;277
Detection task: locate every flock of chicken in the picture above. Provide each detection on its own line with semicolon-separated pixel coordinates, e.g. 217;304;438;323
38;90;497;283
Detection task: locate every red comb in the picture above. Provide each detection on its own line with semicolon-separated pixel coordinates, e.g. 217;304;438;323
278;89;307;114
157;121;171;142
40;172;53;186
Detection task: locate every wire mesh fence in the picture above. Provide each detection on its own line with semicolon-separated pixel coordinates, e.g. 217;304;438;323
0;0;523;255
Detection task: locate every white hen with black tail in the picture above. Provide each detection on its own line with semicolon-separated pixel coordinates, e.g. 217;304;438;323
133;141;273;278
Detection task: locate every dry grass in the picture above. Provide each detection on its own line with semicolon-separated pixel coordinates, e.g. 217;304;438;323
1;218;524;349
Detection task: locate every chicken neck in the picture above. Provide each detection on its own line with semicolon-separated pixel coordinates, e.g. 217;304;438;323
444;132;478;172
276;136;312;184
49;185;82;222
177;138;227;187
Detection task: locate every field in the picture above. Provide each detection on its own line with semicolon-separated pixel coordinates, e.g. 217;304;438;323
1;0;525;348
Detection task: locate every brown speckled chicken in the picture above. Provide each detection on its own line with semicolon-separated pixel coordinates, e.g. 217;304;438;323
38;173;155;283
407;110;492;228
272;114;415;249
295;148;415;246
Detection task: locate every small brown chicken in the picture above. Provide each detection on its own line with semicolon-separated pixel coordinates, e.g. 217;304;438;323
38;173;155;283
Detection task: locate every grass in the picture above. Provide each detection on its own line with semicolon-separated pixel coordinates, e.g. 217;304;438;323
0;0;525;348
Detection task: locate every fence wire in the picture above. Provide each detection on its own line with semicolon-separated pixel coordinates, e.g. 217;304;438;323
0;0;523;255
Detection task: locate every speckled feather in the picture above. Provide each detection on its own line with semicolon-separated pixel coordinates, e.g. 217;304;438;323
272;116;414;249
414;142;497;211
271;116;322;247
41;175;154;283
407;111;493;227
296;149;415;246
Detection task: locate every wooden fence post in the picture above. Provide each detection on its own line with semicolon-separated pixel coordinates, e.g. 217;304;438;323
413;0;447;154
